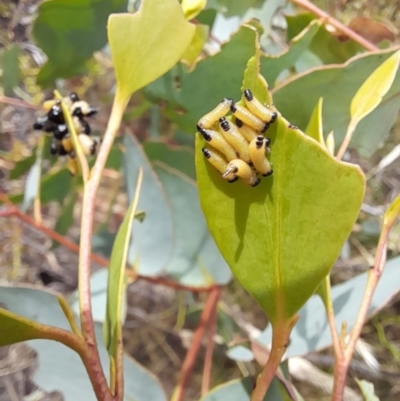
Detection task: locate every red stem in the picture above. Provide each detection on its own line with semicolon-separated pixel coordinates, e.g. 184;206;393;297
290;0;379;52
175;287;221;401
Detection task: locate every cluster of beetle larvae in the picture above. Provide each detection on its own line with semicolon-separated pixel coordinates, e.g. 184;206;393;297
198;89;277;187
33;93;99;175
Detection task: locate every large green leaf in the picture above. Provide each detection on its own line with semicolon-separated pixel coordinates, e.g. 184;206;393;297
260;20;320;87
144;24;258;133
273;49;400;157
104;170;142;360
33;0;128;85
196;56;365;324
108;0;195;100
0;286;167;401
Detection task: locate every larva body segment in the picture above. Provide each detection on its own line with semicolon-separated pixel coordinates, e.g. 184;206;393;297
198;126;237;161
235;118;258;142
197;98;232;129
202;147;238;183
243;89;277;124
249;135;273;177
223;159;260;187
218;117;251;164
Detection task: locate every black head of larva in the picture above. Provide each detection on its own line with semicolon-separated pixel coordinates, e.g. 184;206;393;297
270;112;278;123
198;127;211;141
229;102;237;113
243;89;253;101
201;147;211;159
235;118;243;128
265;138;271;147
69;92;80;102
263;170;273;177
252;178;261;187
261;122;270;133
219;117;230;131
228;176;239;183
54;124;68;140
255;135;264;149
224;97;234;105
48;103;64;124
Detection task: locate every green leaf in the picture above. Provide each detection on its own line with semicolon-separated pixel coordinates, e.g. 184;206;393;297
181;0;206;20
2;45;20;95
104;169;142;358
108;0;195;100
9;152;37;180
196;56;365;324
0;307;60;347
181;24;209;65
356;379;380;401
33;0;128;86
273;49;400;157
305;97;324;145
285;13;362;64
123;135;174;275
53;192;78;247
260;20;320;87
384;194;400;227
350;50;400;127
199;377;284;401
0;286;167;401
144;24;259;133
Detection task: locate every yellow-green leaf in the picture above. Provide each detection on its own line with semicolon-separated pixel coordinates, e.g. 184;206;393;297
196;52;365;325
350;50;400;126
305;97;324;146
181;24;209;66
108;0;196;100
384;194;400;227
104;169;143;362
181;0;207;20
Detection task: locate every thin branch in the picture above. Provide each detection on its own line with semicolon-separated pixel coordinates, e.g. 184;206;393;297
173;287;221;401
331;216;393;400
289;0;379;52
201;291;219;396
0;95;39;109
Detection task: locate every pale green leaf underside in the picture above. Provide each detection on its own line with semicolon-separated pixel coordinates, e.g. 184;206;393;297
196;58;365;322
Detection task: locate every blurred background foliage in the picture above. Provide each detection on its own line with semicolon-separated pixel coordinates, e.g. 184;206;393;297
1;0;400;400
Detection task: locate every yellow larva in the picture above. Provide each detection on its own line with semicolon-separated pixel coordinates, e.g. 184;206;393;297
197;98;232;129
249;136;273;177
198;126;238;161
218;117;251;164
235;118;258;142
67;154;78;176
202;147;238;183
229;101;269;132
222;159;260;187
71;101;98;118
61;134;99;156
243;89;277;124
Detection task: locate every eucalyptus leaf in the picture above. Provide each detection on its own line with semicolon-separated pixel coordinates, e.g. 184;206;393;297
305;97;324;145
104;170;142;358
273;49;400;157
108;0;195;99
196;55;365;324
33;0;128;85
